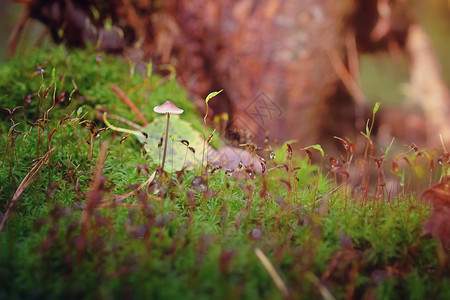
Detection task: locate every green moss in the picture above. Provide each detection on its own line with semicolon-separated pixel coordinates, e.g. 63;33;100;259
0;45;448;299
0;44;200;128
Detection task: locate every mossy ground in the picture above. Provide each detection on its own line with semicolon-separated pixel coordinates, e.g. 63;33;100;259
0;46;449;300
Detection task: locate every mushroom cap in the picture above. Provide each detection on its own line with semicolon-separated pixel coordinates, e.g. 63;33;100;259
153;100;184;114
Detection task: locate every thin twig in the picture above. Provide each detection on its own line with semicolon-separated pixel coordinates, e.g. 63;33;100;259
346;31;360;81
327;49;366;106
108;113;142;129
110;84;149;125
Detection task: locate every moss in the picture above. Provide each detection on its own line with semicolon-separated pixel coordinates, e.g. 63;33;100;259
0;44;201;128
0;45;448;299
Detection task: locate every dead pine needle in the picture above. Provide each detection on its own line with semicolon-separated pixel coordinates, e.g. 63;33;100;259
254;247;290;299
0;146;57;234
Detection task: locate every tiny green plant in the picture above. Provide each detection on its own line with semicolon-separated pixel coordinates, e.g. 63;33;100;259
359;102;382;197
302;144;325;158
201;90;222;175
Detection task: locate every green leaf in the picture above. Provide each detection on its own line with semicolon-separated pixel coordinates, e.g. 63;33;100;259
373;102;381;115
283;139;298;147
383;137;395;158
129;62;135;80
76;107;83;117
302;144;325;157
398;171;405;187
105;114;206;171
104;18;112;31
413;165;424;178
205;90;223;104
137;116;206;171
147;62;153;80
365;119;370;137
90;5;100;20
58;28;64;39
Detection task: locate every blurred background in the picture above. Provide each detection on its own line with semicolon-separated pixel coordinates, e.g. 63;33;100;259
362;1;450;100
0;0;44;61
1;0;449;152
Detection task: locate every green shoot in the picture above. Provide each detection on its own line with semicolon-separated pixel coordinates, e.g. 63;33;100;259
302;144;325;158
201;90;222;175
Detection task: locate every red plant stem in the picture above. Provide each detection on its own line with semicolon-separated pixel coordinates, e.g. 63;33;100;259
78;143;108;262
161;114;170;171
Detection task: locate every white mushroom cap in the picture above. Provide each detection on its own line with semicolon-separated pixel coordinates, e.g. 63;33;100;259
153;101;184;114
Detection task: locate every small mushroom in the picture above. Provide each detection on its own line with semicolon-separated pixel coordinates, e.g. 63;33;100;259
153;101;184;171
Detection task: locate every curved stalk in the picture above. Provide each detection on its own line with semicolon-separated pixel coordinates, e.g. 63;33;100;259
103;112;145;137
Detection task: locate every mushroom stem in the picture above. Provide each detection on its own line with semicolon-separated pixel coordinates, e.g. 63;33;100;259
153;100;183;172
161;114;170;171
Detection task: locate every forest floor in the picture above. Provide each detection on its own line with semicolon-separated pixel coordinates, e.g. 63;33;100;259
0;46;449;300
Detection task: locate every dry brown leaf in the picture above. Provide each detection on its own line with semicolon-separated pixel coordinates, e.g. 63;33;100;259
422;176;450;249
422;176;450;207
